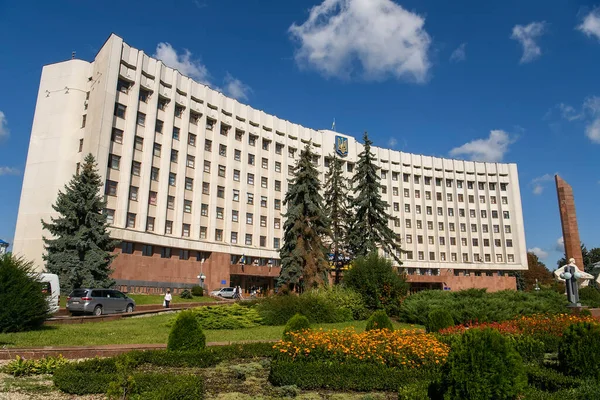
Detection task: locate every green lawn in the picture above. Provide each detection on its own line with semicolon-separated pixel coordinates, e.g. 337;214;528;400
59;294;219;308
0;313;422;348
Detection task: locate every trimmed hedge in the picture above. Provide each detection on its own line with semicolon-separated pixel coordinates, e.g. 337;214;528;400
525;364;582;393
269;361;438;391
191;285;204;297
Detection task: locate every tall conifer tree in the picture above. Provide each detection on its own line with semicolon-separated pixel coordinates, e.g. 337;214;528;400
42;154;120;293
348;132;403;263
323;154;351;283
278;143;330;290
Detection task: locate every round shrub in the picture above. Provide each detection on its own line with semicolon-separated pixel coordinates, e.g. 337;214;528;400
435;328;526;400
426;309;454;333
180;289;193;300
0;254;51;333
558;322;600;379
579;286;600;308
191;285;204;297
167;311;206;351
365;310;393;331
343;253;408;316
283;313;310;340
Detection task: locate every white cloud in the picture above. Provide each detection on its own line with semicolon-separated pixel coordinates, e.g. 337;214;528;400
223;73;252;101
577;8;600;41
0;166;20;176
388;138;398;148
450;43;466;62
558;103;583;121
153;43;210;84
531;173;555;195
0;111;9;140
288;0;432;82
583;96;600;143
448;130;516;162
555;237;564;252
528;247;549;259
511;21;547;63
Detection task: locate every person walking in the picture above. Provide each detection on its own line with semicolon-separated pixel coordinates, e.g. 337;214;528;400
164;289;172;308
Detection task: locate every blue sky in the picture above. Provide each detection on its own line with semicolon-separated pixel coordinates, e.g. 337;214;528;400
1;0;599;268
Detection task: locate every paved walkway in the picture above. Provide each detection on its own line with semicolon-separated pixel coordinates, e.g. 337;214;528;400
0;339;278;360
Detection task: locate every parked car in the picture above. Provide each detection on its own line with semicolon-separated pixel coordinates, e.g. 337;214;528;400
66;288;135;316
39;273;60;314
210;287;235;299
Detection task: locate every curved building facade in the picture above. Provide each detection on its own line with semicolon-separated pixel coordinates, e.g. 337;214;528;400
14;34;526;293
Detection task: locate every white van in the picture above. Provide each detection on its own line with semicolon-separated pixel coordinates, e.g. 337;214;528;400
40;273;60;313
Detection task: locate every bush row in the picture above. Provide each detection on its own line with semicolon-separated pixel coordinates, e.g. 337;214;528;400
257;286;367;325
170;303;263;330
400;289;566;326
268;360;438;391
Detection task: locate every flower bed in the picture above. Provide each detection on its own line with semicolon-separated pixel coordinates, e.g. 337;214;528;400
439;313;598;337
273;327;449;369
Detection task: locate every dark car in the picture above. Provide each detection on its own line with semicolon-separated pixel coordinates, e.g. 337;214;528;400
66;288;136;316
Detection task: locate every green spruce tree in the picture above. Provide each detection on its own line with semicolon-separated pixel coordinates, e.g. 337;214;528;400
42;154;120;293
323;154;351;284
278;143;330;290
348;132;403;263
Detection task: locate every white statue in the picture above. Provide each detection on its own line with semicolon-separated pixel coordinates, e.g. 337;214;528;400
554;258;598;288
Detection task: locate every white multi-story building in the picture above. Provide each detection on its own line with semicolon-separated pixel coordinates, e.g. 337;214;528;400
13;34;527;293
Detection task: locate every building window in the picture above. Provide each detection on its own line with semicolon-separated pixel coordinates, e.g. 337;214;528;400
146;191;156;205
167;196;175;210
184;200;192;213
142;244;153;257
503;211;510;219
188;133;197;146
507;254;514;263
206;118;215;131
133;137;143;152
262;158;268;169
173;127;180;140
171;149;179;163
153;143;162;157
505;225;511;234
175;105;184;118
276;143;284;154
215;229;224;241
201;204;208;216
245;234;252;245
289;148;296;158
231;232;238;244
274;218;281;229
233;189;240;202
497;254;503;262
217;207;224;219
105;180;118;196
126;213;136;228
136;112;145;126
139;89;149;103
121;242;134;254
214;185;224;198
248;154;255;165
232;210;239;222
161;247;172;258
169;172;176;186
248;173;254;185
274;199;281;210
204;160;211;173
247;193;254;205
114;103;126;118
109;154;120;170
234;149;241;161
246;213;254;225
182;224;190;237
506;239;513;247
502;196;508;204
190;112;200;125
260;236;267;247
261;196;267;207
218;165;226;177
219;144;227;157
205;139;212;152
104;208;115;225
200;226;207;239
129;186;138;201
261;177;268;188
202;182;210;195
233;169;240;181
249;134;256;146
275;180;281;191
260;215;267;227
155;119;164;133
145;216;155;232
158;97;168;111
186;155;195;168
111;128;123;144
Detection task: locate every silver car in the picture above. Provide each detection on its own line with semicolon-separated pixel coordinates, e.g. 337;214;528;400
210;287;235;298
66;288;136;316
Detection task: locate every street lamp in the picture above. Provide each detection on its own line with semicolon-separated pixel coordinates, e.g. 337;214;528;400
197;258;206;289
